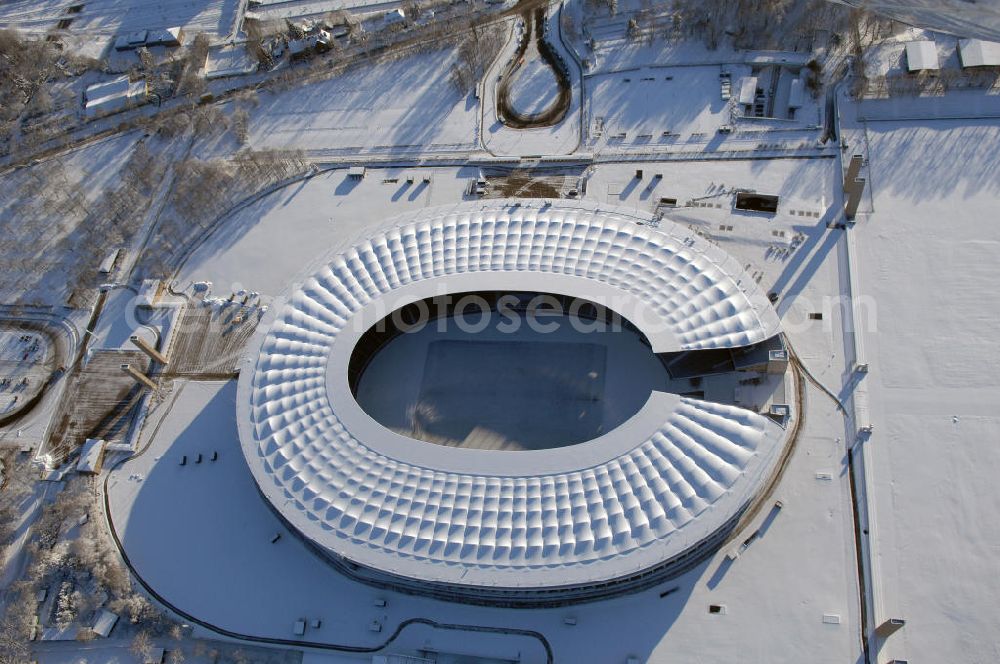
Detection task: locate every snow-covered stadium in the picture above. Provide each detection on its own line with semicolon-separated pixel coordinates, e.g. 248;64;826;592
236;200;794;606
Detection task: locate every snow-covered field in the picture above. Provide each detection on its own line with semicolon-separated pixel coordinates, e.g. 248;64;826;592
506;57;562;117
587;66;736;144
0;133;140;307
586;158;832;217
248;49;480;157
848;117;1000;663
0;329;53;417
356;313;669;450
172;153;836;296
841;0;1000;42
173;165;474;294
0;0;239;39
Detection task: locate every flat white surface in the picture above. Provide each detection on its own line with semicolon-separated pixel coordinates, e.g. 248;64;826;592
249;49;479;157
355;312;670;450
904;40;939;71
958;38;1000;67
846;116;1000;663
0;0;238;39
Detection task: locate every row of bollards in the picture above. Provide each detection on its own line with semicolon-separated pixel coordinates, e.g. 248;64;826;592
178;451;219;466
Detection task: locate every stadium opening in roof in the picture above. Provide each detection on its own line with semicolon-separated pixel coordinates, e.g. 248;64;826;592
237;200;795;606
351;290;670;452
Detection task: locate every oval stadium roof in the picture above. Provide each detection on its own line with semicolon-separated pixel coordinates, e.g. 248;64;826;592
237;200;788;603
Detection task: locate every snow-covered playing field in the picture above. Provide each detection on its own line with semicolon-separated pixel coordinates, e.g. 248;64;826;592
355;312;674;450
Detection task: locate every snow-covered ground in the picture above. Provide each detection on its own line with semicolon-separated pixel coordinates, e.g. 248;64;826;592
248;49;480;157
174;165;474;294
841;0;1000;42
844;116;1000;663
586;66;738;145
108;374;860;662
505;57;562;117
0;133;141;307
0;329;53;416
172;154;836;297
0;0;240;42
856;88;1000;122
33;638;301;664
585;158;831;218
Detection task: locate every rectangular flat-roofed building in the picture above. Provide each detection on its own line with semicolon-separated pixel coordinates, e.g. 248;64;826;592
905;40;939;71
959;39;1000;67
788;77;805;109
84;76;147;117
77;438;106;474
147;27;183;47
738;76;758;105
113;29;148;51
91;609;118;637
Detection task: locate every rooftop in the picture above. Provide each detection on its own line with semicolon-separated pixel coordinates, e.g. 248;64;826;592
959;38;1000;67
905;40;939;71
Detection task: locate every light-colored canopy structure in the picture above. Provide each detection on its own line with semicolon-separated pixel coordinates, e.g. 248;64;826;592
237;200;788;603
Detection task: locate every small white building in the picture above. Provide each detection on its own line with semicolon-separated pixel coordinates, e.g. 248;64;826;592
146;27;183;47
99;248;120;275
905;40;939;72
738;76;758;106
84;76;147;118
206;44;258;79
136;279;161;308
91;609;119;637
959;39;1000;68
788;77;805;110
113;30;148;51
113;27;182;51
77;438;106;475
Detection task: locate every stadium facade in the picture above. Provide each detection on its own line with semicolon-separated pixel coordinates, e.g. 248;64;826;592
237;200;792;606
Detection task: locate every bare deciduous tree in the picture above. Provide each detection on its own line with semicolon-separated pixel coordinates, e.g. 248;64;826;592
233;108;250;145
131;629;154;660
